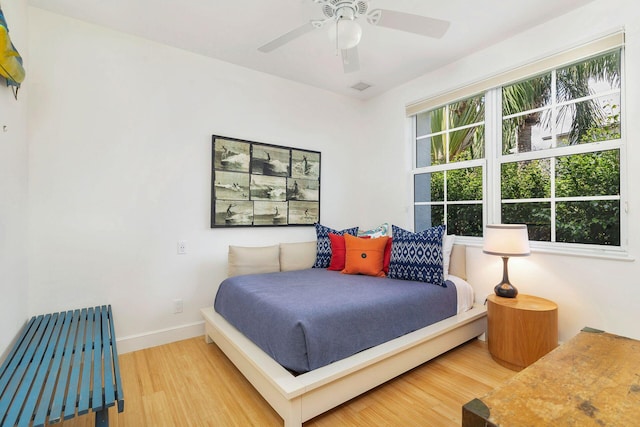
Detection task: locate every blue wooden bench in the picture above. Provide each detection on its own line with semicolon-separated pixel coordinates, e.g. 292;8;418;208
0;305;124;427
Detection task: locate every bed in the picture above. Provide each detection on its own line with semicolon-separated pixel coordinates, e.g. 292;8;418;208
201;243;487;427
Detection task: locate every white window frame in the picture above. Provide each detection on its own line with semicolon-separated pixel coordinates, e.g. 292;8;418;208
408;33;629;259
412;98;487;238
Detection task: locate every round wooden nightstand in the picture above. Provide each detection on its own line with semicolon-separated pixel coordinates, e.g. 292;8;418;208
487;294;558;371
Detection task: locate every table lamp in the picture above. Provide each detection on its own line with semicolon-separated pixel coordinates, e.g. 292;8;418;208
483;224;530;298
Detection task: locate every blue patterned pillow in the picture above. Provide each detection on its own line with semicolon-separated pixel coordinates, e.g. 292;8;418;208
388;225;446;286
313;223;359;268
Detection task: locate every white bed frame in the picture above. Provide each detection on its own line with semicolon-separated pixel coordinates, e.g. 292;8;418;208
201;303;486;426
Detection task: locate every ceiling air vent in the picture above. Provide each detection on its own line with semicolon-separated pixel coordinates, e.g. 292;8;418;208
350;82;372;91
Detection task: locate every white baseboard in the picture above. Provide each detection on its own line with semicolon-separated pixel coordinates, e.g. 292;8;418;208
116;321;205;354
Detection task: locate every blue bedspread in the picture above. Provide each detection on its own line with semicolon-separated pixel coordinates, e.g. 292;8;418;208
214;268;457;373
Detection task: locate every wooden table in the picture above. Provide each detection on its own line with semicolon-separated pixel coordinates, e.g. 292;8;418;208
487;294;557;371
462;328;640;426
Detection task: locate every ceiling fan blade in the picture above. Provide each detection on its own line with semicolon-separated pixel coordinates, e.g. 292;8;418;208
369;9;450;39
258;22;316;53
341;47;360;74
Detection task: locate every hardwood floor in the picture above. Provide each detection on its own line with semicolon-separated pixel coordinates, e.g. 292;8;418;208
60;336;515;426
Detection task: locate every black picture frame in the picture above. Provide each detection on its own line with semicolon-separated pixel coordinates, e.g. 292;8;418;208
211;135;321;227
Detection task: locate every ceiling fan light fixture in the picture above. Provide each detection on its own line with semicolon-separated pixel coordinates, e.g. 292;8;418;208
328;18;362;50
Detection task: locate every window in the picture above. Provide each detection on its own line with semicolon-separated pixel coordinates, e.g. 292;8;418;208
411;37;625;252
500;50;622;246
413;95;485;236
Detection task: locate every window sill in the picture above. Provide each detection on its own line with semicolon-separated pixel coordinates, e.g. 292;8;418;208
454;236;635;262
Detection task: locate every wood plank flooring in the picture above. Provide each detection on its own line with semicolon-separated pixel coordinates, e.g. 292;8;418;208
59;336;515;426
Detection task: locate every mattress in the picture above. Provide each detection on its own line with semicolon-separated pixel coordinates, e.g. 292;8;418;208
214;268;472;373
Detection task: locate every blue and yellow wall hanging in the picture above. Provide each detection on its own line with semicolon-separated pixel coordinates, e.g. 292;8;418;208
0;5;25;99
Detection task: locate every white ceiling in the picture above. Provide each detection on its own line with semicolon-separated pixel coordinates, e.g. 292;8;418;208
27;0;596;100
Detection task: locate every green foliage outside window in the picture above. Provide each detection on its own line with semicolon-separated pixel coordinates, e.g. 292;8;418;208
501;159;551;199
555;150;620;245
556;200;620;245
556;150;619;198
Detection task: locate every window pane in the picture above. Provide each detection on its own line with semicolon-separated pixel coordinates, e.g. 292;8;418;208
556;200;620;245
416;107;446;137
416;135;433;168
447;204;483;237
448;167;483;201
556;150;620;197
414;172;444;202
415;205;444;232
431;134;446;166
501;159;551;200
555;50;622;145
556;94;622;145
502;110;553;154
502;202;551;241
556;51;621;103
449;95;485;128
450;126;484;162
416;134;446;167
502;73;552;116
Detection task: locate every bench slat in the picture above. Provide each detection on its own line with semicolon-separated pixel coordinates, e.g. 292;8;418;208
10;313;59;427
32;311;74;427
108;305;125;412
0;316;38;397
3;314;56;426
92;306;104;411
49;309;80;423
101;306;116;408
0;315;43;427
77;307;94;415
64;307;87;420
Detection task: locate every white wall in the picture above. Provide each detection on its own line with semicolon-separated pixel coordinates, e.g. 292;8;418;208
0;1;29;361
362;0;640;342
13;1;640;357
26;8;364;352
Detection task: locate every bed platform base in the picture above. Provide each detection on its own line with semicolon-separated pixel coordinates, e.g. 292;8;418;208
201;304;487;427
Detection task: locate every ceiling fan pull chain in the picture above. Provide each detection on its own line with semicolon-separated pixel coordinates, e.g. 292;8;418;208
335;20;339;56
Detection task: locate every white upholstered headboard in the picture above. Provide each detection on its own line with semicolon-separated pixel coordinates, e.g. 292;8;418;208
449;244;467;281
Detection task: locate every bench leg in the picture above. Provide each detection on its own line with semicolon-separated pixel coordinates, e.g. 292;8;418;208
95;408;109;427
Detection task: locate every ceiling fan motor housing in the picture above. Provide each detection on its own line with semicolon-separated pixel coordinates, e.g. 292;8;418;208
321;0;369;20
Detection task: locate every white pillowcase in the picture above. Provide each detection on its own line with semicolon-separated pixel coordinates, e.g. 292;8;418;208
279;241;317;271
448;274;474;313
227;245;280;277
442;234;456;279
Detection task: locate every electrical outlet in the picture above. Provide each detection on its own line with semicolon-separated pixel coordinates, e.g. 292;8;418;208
177;240;187;254
173;299;183;314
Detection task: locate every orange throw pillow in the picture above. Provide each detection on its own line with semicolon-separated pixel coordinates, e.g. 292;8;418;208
342;234;390;277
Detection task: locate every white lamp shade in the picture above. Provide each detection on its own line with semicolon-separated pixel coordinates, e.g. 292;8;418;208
483;224;530;257
328;19;362;50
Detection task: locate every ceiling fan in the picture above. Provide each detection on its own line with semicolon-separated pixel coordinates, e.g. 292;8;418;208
258;0;451;74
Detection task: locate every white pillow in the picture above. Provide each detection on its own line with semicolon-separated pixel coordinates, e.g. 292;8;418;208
448;274;474;313
279;241;317;271
227;245;280;277
442;234;456;279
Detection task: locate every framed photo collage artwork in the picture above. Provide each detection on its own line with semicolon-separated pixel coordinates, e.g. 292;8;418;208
211;135;321;227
